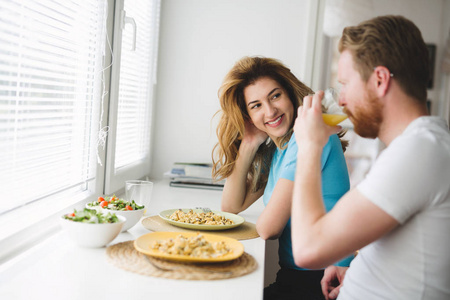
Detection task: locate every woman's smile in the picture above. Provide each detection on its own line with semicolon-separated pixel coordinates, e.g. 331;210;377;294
266;114;284;127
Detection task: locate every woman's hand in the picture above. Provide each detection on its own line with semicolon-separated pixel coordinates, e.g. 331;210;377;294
241;119;268;150
294;91;340;151
321;266;348;299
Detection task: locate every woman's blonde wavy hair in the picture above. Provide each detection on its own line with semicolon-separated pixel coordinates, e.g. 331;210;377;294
212;56;347;192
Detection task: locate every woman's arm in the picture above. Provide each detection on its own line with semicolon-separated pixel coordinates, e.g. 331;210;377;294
221;121;267;214
321;266;349;300
256;178;293;240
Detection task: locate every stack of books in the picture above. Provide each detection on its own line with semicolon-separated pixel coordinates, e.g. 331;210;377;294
164;163;225;190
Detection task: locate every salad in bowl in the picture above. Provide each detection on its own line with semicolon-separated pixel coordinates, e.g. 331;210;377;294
87;195;144;231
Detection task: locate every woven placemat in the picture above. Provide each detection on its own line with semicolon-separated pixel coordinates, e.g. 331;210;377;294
141;215;259;240
106;240;258;280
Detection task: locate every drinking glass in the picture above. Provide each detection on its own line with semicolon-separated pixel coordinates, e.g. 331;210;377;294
125;180;153;215
321;87;348;126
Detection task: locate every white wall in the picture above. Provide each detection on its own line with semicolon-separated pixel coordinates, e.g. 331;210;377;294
150;0;316;179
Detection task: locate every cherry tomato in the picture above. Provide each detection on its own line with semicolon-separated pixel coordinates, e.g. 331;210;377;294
111;196;116;202
98;196;105;202
68;213;75;217
100;201;108;208
126;205;133;210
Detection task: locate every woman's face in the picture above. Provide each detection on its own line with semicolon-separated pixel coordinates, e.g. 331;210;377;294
243;77;294;139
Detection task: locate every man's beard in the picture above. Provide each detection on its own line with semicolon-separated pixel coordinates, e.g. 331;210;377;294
344;89;383;139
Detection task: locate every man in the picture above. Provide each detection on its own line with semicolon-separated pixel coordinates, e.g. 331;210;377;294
291;15;450;299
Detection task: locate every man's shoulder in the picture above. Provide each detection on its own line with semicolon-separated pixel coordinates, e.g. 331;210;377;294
404;116;449;139
393;116;450;153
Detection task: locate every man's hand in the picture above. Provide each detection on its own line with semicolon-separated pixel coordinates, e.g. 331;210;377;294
294;91;341;151
321;266;348;300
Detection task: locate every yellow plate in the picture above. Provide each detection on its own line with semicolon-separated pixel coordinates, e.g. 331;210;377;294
134;232;244;263
159;208;245;231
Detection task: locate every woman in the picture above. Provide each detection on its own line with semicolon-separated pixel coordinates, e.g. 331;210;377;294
212;56;353;299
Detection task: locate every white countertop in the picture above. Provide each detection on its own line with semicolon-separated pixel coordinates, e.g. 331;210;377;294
0;180;266;300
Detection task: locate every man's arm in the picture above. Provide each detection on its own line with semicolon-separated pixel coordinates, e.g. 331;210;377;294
291;92;399;269
292;185;399;268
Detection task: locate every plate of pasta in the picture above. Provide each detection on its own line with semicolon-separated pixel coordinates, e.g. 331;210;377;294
134;232;244;262
159;208;245;231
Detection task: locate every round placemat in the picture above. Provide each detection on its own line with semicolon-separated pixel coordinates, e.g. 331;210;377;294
106;240;258;280
141;215;259;240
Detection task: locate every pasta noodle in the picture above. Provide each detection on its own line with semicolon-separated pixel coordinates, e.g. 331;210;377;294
151;233;232;258
169;209;234;226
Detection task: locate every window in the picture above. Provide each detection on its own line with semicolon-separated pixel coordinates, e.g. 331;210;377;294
0;0;160;252
105;0;160;193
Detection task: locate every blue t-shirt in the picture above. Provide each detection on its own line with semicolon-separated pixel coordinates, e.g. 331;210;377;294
262;134;354;270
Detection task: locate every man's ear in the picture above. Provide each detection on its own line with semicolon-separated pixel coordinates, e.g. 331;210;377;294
373;66;393;97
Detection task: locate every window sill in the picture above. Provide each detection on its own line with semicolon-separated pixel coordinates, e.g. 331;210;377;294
0;190;96;265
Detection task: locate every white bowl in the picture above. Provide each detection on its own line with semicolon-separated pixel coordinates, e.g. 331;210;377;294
60;214;126;248
103;208;144;232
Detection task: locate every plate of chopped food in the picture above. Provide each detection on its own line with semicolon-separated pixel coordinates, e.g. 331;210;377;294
159;208;245;230
134;232;244;262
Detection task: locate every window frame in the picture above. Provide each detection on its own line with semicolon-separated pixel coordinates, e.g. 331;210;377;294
104;0;159;195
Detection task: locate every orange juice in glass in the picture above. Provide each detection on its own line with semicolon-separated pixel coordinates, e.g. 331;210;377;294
321;88;347;126
322;113;348;126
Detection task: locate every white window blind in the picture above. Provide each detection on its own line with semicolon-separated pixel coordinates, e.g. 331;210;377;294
0;0;107;215
105;0;160;193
